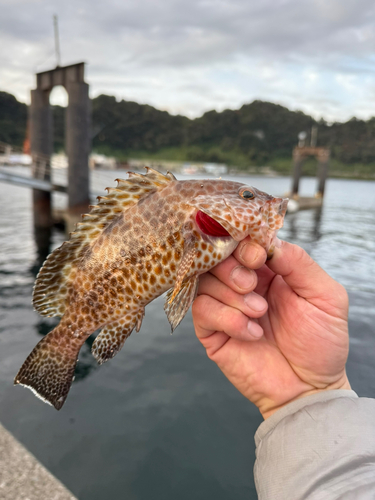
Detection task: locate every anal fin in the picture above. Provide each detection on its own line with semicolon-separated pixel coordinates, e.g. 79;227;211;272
91;308;145;364
164;275;199;332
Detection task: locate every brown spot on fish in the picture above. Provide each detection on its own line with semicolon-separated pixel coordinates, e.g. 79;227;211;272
167;235;175;247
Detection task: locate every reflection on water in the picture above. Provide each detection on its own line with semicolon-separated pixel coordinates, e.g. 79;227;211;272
32;226;52;273
0;168;374;500
285;207;323;245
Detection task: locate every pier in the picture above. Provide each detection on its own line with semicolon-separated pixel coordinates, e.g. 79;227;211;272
0;167;66;192
0;423;77;500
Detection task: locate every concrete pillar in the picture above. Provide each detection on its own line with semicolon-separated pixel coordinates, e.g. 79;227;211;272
29;89;53;262
66;82;91;218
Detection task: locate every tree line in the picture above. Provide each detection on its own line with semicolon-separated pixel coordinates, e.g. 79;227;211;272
1;90;375;171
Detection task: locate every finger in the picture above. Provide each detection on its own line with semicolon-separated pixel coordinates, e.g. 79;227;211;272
198;273;268;318
209;255;258;294
253;264;277;298
267;240;348;313
192;295;264;344
234;239;268;270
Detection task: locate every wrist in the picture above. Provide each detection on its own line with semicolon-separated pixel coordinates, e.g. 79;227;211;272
259;374;351;420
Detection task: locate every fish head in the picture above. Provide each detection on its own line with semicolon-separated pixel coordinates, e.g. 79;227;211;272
190;181;288;257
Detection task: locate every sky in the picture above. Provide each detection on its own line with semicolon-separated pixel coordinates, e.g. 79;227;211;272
1;0;375;122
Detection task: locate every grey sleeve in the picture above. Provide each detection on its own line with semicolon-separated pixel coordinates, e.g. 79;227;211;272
254;390;375;500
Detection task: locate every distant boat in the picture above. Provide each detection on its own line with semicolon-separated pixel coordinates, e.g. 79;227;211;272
204;163;228;176
181;163;199;175
0;154;32;166
51;153;68;169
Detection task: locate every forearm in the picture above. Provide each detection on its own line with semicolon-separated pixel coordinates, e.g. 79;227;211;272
254;390;375;499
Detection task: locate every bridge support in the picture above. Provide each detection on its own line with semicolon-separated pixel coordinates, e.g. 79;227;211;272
30;62;91;239
65;81;91;230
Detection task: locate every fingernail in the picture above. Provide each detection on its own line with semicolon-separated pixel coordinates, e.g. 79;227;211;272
231;266;255;290
240;243;259;265
247;320;263;338
244;292;267;312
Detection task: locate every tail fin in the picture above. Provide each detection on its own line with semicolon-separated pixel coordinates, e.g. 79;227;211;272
14;325;80;410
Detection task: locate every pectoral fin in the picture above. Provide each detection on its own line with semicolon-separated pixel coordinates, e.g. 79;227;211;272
164;275;199;332
167;237;197;304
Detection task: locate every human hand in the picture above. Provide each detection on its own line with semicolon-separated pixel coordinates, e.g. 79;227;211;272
192;239;351;419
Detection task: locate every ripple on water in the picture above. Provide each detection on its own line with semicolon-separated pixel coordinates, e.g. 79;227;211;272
0;172;374;500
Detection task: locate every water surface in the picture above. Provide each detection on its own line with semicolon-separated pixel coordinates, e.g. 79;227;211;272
0;168;374;499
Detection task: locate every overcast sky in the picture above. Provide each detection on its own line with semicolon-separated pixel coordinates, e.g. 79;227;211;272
1;0;375;122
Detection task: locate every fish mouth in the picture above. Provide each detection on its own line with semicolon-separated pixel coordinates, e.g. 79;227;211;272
278;198;289;217
195;210;231;237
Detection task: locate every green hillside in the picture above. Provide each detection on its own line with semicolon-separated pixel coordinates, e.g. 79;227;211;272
0;91;28;146
1;90;375;178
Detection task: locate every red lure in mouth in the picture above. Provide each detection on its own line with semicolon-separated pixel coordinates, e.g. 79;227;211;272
196;210;230;237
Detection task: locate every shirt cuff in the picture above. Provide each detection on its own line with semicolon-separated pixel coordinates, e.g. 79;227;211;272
255;389;358;447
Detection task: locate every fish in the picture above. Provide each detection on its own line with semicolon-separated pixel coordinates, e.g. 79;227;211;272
14;168;288;410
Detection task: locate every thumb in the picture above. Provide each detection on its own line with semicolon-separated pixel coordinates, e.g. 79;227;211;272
267;240;348;316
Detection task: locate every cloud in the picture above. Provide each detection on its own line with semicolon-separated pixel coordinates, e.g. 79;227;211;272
1;0;375;121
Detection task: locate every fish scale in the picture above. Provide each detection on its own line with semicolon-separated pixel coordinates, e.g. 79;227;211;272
15;168;288;410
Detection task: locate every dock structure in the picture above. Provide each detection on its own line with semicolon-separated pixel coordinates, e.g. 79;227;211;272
30;62;91;232
0;168;66;192
290;145;330;210
0;422;77;500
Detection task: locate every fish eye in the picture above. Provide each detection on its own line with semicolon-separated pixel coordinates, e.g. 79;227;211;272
240;189;255;200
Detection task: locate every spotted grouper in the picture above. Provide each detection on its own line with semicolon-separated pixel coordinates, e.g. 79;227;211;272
15;168;288;409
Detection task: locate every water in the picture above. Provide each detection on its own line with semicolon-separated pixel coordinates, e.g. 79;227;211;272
0;168;374;499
